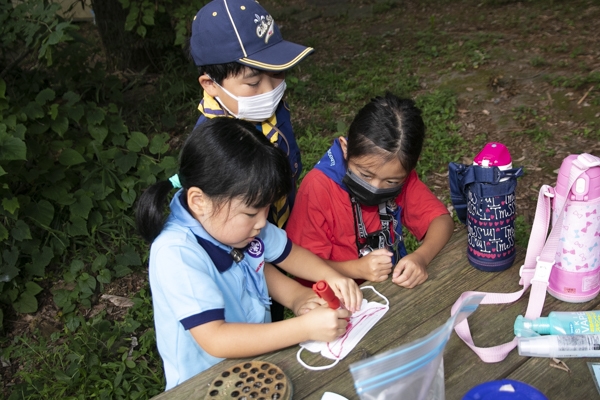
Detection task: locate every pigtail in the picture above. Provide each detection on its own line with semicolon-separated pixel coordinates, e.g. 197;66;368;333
135;180;176;243
136;117;291;244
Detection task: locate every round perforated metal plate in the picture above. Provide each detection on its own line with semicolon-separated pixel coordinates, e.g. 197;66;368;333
204;361;292;400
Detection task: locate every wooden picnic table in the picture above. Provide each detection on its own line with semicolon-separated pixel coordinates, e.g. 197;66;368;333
152;227;600;399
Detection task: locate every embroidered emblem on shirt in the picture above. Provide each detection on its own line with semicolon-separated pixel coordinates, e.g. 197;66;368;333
254;14;274;43
247;238;264;258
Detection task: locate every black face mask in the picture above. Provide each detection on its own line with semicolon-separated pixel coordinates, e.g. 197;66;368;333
342;169;403;206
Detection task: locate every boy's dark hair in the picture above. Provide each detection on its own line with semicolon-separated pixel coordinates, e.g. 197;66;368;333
184;39;251;85
347;93;425;173
136;118;292;243
197;62;252;85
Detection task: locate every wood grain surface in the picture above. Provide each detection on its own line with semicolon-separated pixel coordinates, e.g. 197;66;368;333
152;227;600;400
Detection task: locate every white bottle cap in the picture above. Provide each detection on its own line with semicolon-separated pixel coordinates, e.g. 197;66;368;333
518;336;552;357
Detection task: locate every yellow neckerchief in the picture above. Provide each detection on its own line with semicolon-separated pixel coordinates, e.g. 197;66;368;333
198;93;279;143
198;93;289;228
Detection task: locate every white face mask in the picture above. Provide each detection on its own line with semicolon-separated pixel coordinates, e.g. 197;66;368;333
296;286;389;370
213;79;286;122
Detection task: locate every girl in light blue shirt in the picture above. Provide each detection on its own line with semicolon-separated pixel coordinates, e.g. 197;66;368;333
136;118;362;390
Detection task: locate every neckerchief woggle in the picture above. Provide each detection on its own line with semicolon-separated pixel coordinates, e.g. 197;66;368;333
168;190;271;307
314;139;407;264
198;93;289;228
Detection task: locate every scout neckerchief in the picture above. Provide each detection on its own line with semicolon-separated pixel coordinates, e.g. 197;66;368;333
198;93;289;228
314;139;408;263
169;190;271;306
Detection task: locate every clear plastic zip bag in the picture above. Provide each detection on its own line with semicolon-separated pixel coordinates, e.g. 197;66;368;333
349;295;484;400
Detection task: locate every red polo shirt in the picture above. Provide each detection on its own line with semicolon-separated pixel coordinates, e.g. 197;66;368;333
286;168;449;285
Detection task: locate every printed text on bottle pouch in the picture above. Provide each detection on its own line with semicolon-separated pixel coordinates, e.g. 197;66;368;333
467;193;516;256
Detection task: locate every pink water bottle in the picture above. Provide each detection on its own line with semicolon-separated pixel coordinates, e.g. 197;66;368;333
548;154;600;302
466;142;520;271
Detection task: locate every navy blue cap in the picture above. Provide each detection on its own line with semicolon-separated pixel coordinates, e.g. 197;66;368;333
190;0;314;71
463;380;548;400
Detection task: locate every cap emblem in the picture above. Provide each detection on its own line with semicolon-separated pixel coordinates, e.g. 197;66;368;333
254;14;274;44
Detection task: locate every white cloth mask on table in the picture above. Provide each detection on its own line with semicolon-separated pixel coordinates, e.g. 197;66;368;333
297;286;389;370
321;392;349;400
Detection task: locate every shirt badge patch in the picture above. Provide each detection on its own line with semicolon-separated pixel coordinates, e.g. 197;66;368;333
254;14;274;44
247;238;264;258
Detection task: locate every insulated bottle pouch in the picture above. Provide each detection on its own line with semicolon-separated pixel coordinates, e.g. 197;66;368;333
449;156;523;272
297;286;389;370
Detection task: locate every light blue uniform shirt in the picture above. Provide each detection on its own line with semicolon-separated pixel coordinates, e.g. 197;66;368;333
149;191;292;390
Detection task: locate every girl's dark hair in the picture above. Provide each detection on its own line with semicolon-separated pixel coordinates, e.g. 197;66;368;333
198;62;255;85
346;93;425;173
136;118;292;243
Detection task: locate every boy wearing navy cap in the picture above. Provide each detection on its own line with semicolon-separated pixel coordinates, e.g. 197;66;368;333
190;0;313;322
190;0;313;230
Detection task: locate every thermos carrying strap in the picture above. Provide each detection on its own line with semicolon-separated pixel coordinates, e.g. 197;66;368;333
450;154;598;363
448;163;524;224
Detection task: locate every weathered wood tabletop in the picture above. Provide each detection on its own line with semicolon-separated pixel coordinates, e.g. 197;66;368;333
152;228;600;400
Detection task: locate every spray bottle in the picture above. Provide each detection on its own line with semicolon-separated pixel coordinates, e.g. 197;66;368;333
518;334;600;358
514;310;600;336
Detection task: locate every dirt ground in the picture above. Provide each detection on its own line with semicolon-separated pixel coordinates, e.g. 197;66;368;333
272;0;600;227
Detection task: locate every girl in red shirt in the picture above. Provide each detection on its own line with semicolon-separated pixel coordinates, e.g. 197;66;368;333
286;93;454;288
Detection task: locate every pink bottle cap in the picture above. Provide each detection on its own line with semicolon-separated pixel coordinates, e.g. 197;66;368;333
555;154;600;202
473;142;512;169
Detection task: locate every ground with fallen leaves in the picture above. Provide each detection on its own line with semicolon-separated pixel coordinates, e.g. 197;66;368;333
275;0;600;228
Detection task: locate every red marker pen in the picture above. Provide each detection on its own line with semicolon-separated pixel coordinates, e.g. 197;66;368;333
312;280;342;310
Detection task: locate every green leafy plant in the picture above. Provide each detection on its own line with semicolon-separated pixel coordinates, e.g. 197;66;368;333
0;0;205;396
530;56;549;67
510;106;552;142
514;215;531;248
4;286;164;399
296;127;336;182
0;1;179;329
545;71;600;89
416;90;465;178
575;126;600;140
1;78;177;323
403;228;419;254
570;45;585;59
119;0;209;45
0;1;73;68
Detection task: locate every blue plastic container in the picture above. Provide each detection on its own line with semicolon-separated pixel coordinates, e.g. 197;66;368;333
462;379;547;400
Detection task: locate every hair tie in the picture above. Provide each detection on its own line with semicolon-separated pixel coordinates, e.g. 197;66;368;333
169;174;182;189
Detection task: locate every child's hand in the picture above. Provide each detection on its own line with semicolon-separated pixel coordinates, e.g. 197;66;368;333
302;305;350;342
292;290;327;316
359;248;393;283
391;252;428;288
326;276;363;313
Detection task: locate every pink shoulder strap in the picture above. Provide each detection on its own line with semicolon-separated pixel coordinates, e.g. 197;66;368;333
450;153;600;363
